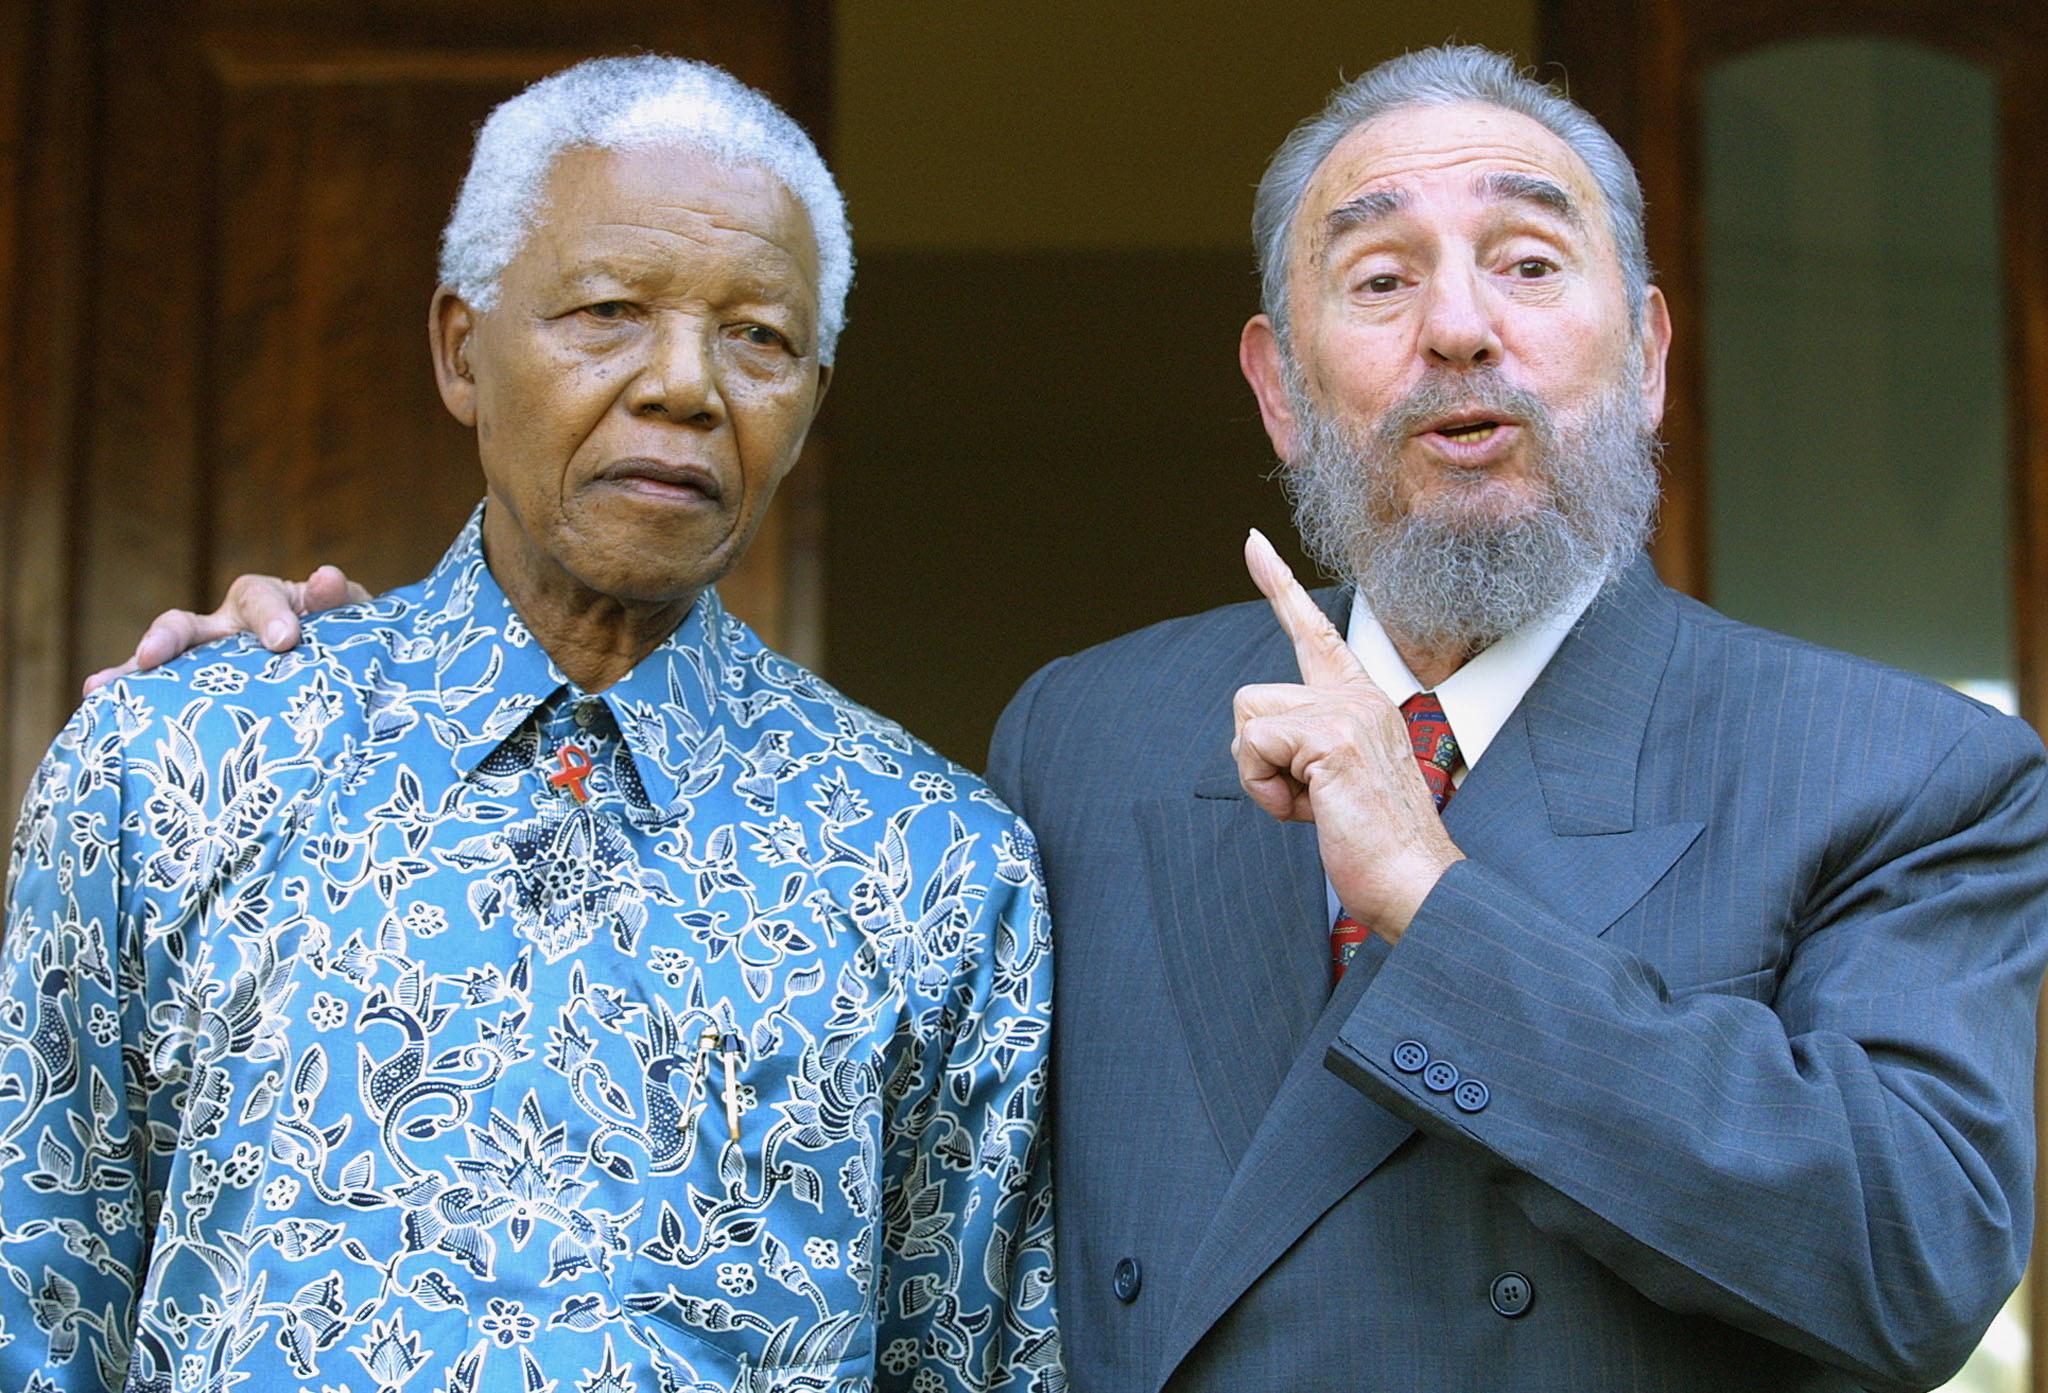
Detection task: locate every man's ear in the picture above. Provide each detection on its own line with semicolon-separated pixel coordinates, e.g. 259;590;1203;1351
1240;314;1299;462
430;286;478;428
1638;284;1673;430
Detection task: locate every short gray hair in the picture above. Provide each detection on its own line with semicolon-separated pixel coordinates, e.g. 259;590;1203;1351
1254;45;1649;344
440;54;854;364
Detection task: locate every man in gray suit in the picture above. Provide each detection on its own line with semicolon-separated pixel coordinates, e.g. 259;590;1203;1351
94;43;2048;1393
987;46;2048;1393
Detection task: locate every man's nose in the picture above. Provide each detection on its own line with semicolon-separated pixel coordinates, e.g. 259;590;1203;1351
626;317;726;425
1419;264;1503;368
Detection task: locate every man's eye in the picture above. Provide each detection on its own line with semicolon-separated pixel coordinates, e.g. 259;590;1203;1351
1511;259;1556;279
582;301;633;320
735;324;789;350
1361;274;1402;294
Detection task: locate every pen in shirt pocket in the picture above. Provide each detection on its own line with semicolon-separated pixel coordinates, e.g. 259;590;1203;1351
698;1025;745;1144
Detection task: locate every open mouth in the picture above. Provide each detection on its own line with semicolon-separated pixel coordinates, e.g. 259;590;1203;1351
1434;420;1502;444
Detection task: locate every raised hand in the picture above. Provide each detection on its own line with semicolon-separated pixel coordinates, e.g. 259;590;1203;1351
82;565;369;696
1233;529;1463;942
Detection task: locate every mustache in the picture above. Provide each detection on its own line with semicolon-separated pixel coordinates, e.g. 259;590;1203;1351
1277;355;1661;652
1369;368;1556;457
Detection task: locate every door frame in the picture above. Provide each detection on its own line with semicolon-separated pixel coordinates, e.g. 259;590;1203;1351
1541;0;2048;723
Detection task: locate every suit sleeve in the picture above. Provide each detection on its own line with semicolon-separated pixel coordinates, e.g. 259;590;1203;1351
0;701;155;1393
1329;709;2048;1392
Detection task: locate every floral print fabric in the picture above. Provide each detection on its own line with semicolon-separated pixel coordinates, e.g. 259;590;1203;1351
0;511;1060;1393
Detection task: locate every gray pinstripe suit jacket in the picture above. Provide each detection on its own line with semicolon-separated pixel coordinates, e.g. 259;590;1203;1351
987;554;2048;1393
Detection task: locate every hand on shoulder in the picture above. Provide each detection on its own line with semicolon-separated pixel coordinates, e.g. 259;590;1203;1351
83;565;368;695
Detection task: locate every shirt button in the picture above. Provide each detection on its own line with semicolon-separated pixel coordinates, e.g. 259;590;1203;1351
1113;1256;1142;1303
1423;1060;1460;1093
1490;1271;1534;1318
573;699;601;730
1392;1040;1429;1073
1454;1078;1490;1113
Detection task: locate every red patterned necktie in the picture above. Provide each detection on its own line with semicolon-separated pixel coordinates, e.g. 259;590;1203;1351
1331;692;1460;981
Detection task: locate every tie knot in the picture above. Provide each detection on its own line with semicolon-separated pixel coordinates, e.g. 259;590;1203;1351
1400;692;1460;811
1400;690;1448;725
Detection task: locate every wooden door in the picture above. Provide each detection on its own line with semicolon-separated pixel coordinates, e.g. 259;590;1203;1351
0;0;831;842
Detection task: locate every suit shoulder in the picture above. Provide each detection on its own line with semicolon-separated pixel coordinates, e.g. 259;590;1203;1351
1018;594;1303;715
1666;590;2038;759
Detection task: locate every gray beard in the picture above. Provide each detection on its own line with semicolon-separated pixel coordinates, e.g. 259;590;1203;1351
1279;358;1661;655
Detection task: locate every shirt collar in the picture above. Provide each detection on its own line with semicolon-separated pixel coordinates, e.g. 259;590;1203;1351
1344;581;1599;779
417;506;726;815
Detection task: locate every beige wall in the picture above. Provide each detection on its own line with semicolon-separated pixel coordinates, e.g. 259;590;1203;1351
817;3;1540;765
836;3;1539;251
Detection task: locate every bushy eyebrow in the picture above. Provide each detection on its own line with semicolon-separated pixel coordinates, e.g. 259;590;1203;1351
1476;171;1585;232
1324;188;1408;241
1320;172;1583;252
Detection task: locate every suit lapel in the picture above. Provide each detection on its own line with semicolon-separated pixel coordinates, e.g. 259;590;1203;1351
1139;794;1328;1166
1149;559;1705;1389
1520;554;1680;836
1144;585;1413;1387
1153;941;1414;1389
1451;557;1704;935
1450;707;1704;938
1139;590;1343;1167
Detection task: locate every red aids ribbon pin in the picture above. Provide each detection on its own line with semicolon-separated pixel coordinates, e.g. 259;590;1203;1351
547;744;595;803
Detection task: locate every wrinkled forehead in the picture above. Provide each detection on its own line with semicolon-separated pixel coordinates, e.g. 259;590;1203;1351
526;142;823;290
537;142;820;252
1295;101;1615;267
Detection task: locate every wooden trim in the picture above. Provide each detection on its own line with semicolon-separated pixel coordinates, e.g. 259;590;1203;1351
2006;46;2048;743
0;0;95;852
0;0;29;842
2007;46;2048;1390
784;0;834;153
1642;0;1705;601
202;41;600;87
72;3;209;714
1544;0;2047;619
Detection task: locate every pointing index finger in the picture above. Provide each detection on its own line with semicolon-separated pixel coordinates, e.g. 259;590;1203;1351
1245;528;1363;687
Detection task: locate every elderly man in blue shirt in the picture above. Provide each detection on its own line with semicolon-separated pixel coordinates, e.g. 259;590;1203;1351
0;56;1058;1393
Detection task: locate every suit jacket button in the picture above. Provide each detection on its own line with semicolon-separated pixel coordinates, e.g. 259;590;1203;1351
1113;1256;1142;1303
1454;1078;1490;1113
1392;1040;1429;1073
1490;1271;1533;1318
1423;1060;1460;1093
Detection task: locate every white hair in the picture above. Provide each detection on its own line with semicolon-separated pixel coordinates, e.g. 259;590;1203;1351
1254;45;1650;345
440;54;854;363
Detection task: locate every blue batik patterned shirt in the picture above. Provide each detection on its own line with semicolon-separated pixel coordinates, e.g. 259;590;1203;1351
0;511;1060;1393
